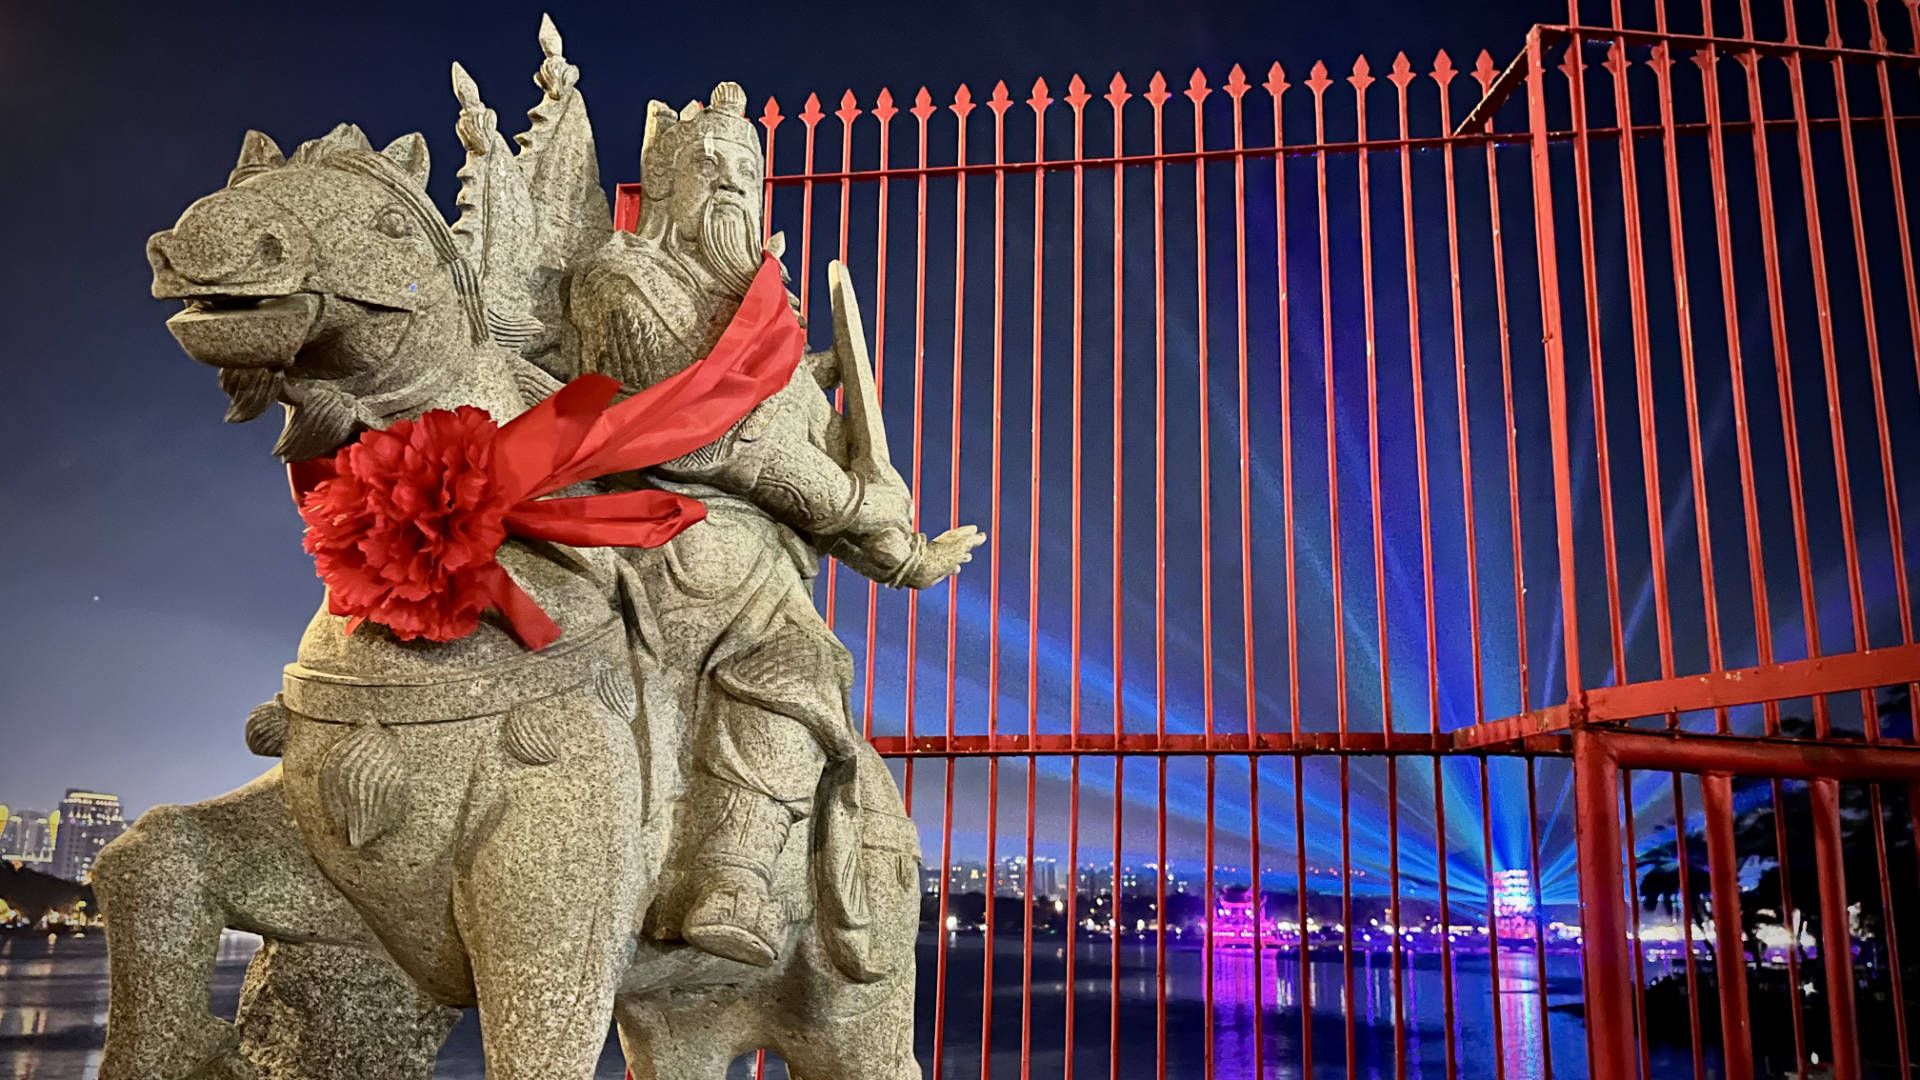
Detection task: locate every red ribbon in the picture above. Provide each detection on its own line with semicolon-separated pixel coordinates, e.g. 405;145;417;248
290;254;803;650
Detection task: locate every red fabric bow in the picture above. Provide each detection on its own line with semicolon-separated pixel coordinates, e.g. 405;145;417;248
289;254;803;650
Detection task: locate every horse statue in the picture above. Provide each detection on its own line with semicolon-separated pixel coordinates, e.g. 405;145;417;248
99;18;963;1079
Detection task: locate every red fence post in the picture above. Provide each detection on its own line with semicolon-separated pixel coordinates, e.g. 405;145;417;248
1700;773;1754;1080
1809;777;1862;1080
1571;729;1636;1077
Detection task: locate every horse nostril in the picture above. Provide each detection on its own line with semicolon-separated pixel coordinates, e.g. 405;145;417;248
256;234;285;265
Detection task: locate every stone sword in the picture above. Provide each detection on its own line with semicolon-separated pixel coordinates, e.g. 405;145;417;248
827;258;890;474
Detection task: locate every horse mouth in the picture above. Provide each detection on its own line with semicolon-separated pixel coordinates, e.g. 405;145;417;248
166;292;322;370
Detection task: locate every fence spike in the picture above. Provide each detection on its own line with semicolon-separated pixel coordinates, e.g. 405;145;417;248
1066;74;1091;111
1185;67;1212;103
1145;70;1170;107
759;96;784;133
1602;39;1631;75
873;86;898;123
1029;76;1053;112
800;92;823;126
987;80;1013;119
1226;64;1250;100
1306;60;1333;95
1106;71;1132;107
1349;53;1375;91
1472;49;1498;93
1388;51;1416;89
1432;49;1457;86
952;83;975;118
1556;43;1581;81
1264;61;1290;96
912;86;936;121
836;88;862;125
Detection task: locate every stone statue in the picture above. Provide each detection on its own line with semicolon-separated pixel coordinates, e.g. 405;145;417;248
96;16;975;1079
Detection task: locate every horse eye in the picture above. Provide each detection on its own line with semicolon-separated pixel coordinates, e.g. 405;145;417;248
374;207;412;239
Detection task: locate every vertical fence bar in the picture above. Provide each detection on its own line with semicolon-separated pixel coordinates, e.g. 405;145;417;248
1571;730;1634;1079
1525;757;1555;1080
1104;70;1128;1080
1602;27;1681;720
1307;61;1348;746
1182;68;1219;1080
1781;12;1873;749
861;89;894;740
1702;772;1756;1080
932;81;975;1080
1470;50;1533;722
1142;68;1172;1080
1733;0;1830;741
825;90;860;631
1479;759;1509;1079
1558;31;1629;687
1226;62;1265;1080
1822;4;1915;1067
1695;14;1812;1060
1304;56;1361;1079
904;87;934;817
1861;0;1920;743
1647;29;1731;735
1669;775;1707;1078
980;79;1012;1080
1523;28;1584;707
1064;71;1089;1080
1622;771;1652;1080
1020;75;1050;1080
1810;777;1862;1079
1267;60;1314;1079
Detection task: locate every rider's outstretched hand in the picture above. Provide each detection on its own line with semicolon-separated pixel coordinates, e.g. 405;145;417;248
900;525;985;589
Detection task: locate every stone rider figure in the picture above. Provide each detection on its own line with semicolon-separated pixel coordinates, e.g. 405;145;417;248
571;81;980;968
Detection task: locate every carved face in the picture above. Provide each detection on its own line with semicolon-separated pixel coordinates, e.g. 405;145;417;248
147;130;455;381
667;136;760;238
667;136;763;296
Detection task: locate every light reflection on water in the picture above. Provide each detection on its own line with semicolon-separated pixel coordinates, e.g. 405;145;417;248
0;931;1700;1078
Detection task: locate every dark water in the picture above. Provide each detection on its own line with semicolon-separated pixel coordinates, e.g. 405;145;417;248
0;930;1704;1078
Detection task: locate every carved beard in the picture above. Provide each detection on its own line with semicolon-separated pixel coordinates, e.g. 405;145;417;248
698;197;761;299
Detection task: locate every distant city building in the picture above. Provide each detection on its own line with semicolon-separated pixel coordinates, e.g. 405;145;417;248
50;791;125;883
1493;868;1536;941
1;807;57;865
1078;865;1114;897
996;856;1060;899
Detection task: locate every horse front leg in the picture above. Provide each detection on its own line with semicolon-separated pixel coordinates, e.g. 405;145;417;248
456;685;648;1080
91;765;397;1080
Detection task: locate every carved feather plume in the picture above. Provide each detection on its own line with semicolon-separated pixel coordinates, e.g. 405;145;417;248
515;14;610;270
510;14;611;379
450;62;544;354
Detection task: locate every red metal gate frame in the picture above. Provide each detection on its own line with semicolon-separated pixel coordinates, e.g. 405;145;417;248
611;2;1920;1076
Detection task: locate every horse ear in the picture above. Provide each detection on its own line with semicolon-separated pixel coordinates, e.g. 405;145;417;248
381;133;431;190
229;130;285;185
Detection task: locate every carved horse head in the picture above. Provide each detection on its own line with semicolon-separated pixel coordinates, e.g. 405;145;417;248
147;124;496;460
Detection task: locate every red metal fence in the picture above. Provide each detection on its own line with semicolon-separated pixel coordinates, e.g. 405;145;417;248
616;1;1920;1075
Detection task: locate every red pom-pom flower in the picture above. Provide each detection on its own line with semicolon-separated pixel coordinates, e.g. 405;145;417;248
301;406;514;643
288;255;804;650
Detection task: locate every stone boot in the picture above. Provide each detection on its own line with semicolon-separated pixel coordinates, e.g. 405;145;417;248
680;786;796;967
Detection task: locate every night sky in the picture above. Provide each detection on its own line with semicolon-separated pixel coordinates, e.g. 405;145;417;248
3;0;1914;910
